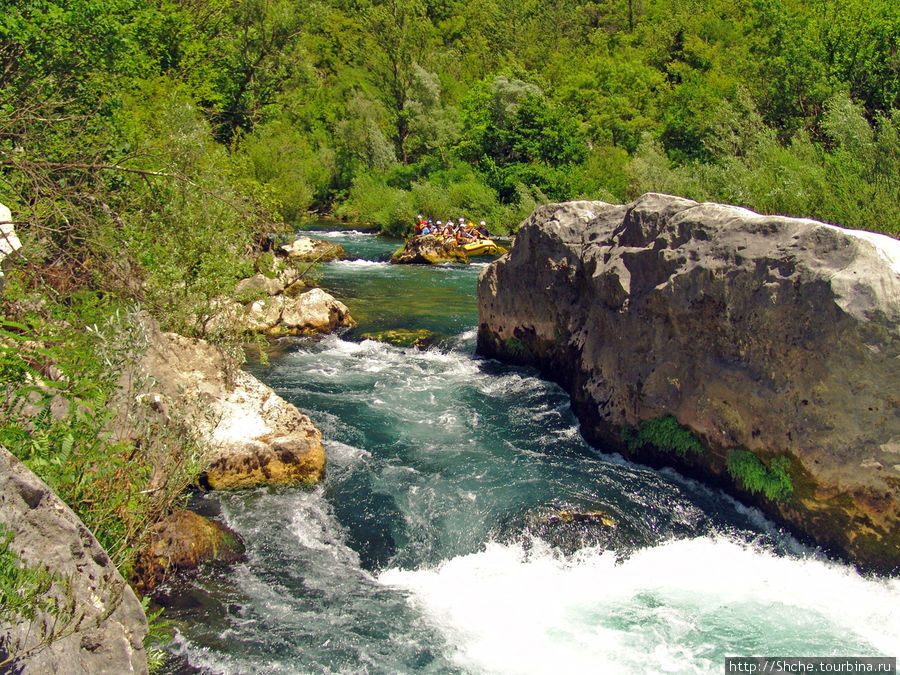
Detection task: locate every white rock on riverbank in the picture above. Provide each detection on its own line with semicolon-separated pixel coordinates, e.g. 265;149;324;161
0;202;22;292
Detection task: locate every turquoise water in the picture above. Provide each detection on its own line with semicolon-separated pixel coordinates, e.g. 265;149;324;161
165;231;900;674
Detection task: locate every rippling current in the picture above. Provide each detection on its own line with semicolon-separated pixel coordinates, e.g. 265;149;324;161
164;230;900;674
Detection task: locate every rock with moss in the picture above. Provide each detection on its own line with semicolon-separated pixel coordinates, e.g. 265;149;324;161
391;235;469;265
497;505;628;556
0;447;148;674
131;510;244;595
360;328;442;348
478;193;900;573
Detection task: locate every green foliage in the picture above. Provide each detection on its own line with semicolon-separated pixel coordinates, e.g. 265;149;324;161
0;525;67;625
458;75;588;202
335;173;414;236
503;337;527;358
727;449;794;502
0;308;204;575
622;415;704;457
141;595;175;672
629;90;900;234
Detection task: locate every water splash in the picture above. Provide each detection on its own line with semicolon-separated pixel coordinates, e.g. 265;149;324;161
381;536;900;675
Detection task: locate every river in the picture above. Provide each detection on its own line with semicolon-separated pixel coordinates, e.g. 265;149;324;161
164;230;900;674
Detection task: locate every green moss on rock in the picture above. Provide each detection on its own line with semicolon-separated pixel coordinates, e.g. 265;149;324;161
622;415;704;458
726;449;794;502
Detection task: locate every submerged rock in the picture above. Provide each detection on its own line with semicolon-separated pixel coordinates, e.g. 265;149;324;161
131;510;244;595
391;235;470;265
478;193;900;573
0;447;148;674
359;328;442;349
495;505;635;557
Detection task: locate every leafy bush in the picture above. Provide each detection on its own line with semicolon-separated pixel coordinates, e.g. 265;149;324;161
726;449;794;502
0;308;203;575
622;415;704;457
238;118;338;221
335;173;415;236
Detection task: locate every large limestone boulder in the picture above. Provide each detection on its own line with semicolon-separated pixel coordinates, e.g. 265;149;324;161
242;288;354;336
134;317;326;490
478;193;900;573
0;447;148;674
278;287;355;334
212;287;354;336
280;236;347;262
391;235;469;265
0;202;22;293
234;273;285;298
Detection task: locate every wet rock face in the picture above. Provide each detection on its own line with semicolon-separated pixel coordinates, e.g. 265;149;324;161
478;193;900;573
131;510;245;595
391;235;470;265
0;447;148;674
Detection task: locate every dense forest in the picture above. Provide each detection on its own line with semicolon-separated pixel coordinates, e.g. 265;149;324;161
1;0;899;664
3;0;900;243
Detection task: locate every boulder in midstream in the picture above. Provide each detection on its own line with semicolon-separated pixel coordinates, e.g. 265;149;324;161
477;193;900;573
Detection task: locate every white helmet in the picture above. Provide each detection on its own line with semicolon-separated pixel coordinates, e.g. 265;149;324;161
480;220;486;225
436;220;442;225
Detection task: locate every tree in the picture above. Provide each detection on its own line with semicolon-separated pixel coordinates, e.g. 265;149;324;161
209;0;306;142
363;0;440;163
458;75;588;201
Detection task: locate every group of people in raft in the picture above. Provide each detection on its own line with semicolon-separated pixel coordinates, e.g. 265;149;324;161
414;214;490;242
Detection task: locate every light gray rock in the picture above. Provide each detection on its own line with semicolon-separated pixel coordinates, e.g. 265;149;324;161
234;273;285;298
132;317;326;490
0;447;148;674
280;236;346;261
478;193;900;573
209;288;354;336
0;202;22;293
278;288;354;335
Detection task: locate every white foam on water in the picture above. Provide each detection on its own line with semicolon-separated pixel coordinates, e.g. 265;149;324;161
380;536;900;675
330;259;390;267
324;439;373;467
309;229;376;238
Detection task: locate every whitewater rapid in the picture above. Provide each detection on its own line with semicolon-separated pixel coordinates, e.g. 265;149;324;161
164;230;899;675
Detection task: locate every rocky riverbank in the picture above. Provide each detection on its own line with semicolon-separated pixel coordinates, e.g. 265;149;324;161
0;447;149;674
1;232;352;670
477;193;900;574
